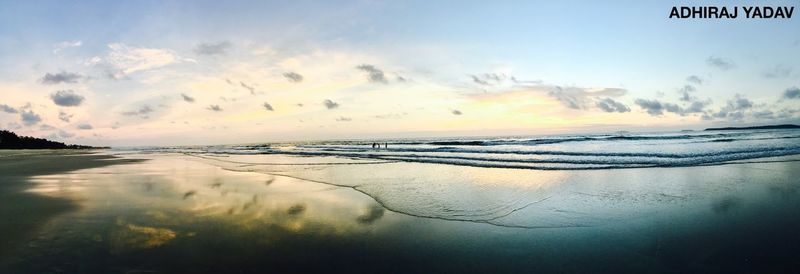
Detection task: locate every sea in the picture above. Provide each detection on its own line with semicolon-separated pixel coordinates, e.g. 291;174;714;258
122;128;800;170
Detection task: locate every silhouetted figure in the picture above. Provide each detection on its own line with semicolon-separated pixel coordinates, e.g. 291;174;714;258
385;143;388;149
371;142;377;149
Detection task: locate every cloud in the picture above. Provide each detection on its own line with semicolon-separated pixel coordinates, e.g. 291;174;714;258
0;104;18;113
374;112;408;119
678;85;697;102
58;110;73;122
50;90;85;107
53;40;82;53
207;105;222;112
753;110;774;120
336;116;352;122
452;109;463;115
469;73;509;86
635;98;710;117
776;108;800;119
634;99;666;116
706;56;736;70
180;93;195;103
707;94;753;120
263;102;274;111
194;41;232;55
547;86;627;110
122;104;154;116
595;98;631;113
323;99;339;109
763;65;792;78
102;43;180;78
77;123;93;130
356;64;388;84
727;94;753;110
40;71;82;84
240;82;255;94
283;72;303;83
20;110;41;126
46;130;74;139
783;87;800;99
470;75;491;85
39;124;55;131
686;75;704;85
5;122;22;130
684;100;710;114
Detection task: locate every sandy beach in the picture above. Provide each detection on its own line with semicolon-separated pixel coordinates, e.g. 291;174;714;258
1;150;799;273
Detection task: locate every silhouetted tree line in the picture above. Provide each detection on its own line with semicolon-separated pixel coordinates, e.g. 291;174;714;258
0;130;101;149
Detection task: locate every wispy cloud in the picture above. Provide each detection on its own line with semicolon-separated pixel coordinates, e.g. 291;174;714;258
180;93;195;103
763;65;793;78
451;109;463;115
52;40;82;54
283;72;303;83
39;124;56;131
595;98;630;113
40;71;82;85
263;102;274;111
686;75;704;85
50;90;85;107
336;116;352;122
5;122;22;130
323;99;339;109
0;104;18;113
635;98;709;116
240;82;255;94
469;73;541;87
122;104;154;117
469;73;508;86
374;112;408;119
58;110;73;122
706;56;736;70
46;130;74;139
77;123;93;130
194;41;231;55
547;86;627;110
356;64;388;84
207;105;223;112
100;43;181;79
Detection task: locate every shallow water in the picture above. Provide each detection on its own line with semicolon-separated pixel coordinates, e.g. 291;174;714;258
2;152;800;273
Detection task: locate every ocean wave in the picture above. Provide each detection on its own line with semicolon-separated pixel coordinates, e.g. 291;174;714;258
130;129;800;170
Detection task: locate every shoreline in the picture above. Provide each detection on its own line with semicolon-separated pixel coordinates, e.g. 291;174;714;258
2;150;799;273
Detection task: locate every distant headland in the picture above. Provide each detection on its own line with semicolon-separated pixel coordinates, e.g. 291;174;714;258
0;130;105;149
705;124;800;131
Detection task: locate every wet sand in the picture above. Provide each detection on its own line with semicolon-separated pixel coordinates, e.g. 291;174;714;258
1;151;799;273
0;150;141;258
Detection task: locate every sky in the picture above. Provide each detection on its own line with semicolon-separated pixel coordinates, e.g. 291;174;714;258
0;0;798;146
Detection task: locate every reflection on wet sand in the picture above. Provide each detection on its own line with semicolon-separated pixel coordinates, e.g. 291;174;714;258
356;205;385;224
0;151;142;258
2;152;800;273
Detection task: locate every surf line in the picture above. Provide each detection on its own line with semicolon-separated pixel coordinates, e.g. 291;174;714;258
669;6;794;19
183;153;586;230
